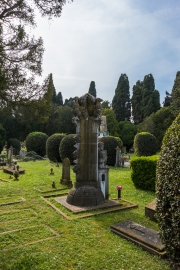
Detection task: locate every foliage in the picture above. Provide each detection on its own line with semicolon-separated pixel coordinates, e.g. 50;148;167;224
64;97;73;107
112;74;131;122
102;108;120;136
134;132;158;156
156;112;180;266
131;155;158;191
0;0;72;108
163;91;172;107
26;132;48;157
46;133;66;162
56;92;63;106
45;105;75;135
98;136;122;166
88;81;96;97
0;124;6;153
171;71;180;116
138;107;175;150
7;138;21;155
118;121;137;151
23;151;44;161
59;134;76;164
101;100;111;109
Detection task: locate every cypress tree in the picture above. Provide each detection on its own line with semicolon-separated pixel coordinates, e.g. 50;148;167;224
112;74;131;122
131;80;143;124
163;91;172;107
56;92;63;106
88;81;96;97
171;71;180;115
48;73;57;104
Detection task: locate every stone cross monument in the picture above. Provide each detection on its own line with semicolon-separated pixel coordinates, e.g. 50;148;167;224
66;93;105;207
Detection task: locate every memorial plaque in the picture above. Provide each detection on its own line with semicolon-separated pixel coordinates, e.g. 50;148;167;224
110;220;166;257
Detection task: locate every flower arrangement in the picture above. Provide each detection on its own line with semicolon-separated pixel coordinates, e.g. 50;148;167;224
116;185;122;199
116;185;122;190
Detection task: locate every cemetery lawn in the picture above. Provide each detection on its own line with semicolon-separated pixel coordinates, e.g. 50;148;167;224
0;159;169;270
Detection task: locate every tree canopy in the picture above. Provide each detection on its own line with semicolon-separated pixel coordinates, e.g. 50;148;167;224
171;71;180;116
0;0;72;108
88;81;97;97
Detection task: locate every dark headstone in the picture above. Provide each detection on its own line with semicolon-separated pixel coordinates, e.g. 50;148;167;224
110;220;166;257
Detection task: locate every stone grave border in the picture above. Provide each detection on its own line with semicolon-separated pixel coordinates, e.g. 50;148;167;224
0;178;10;182
41;194;138;220
0;223;60;252
0;208;38;223
34;187;69;194
0;196;26;207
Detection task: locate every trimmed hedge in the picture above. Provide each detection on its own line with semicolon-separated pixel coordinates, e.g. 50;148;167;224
131;155;158;191
26;132;48;157
156;113;180;266
98;136;123;166
59;134;76;165
134;132;157;156
46;133;66;162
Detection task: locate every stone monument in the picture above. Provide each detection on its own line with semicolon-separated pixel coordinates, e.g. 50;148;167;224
115;146;121;167
60;157;72;187
98;142;109;199
66;93;105;207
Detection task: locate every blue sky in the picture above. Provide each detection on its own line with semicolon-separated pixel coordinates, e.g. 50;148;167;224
33;0;180;105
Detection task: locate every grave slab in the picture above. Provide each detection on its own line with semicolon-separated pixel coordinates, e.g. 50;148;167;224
110;220;166;257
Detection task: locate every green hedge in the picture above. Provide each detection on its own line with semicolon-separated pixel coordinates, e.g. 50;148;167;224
26;132;48;157
7;138;21;155
59;134;76;165
134;132;157;156
46;133;66;162
131;155;158;191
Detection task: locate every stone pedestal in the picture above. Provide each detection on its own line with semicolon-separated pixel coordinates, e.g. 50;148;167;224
145;199;157;222
66;94;104;207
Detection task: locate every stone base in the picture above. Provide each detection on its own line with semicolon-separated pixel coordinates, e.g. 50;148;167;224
3;167;25;175
60;179;73;187
66;185;104;207
145;199;157;222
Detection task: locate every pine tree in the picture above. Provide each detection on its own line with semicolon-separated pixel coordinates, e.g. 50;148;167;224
171;71;180;115
163;91;172;107
112;74;131;122
131;80;143;124
88;81;96;97
49;74;57;104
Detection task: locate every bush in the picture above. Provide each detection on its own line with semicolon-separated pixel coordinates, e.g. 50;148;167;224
131;155;158;191
59;134;76;164
156;113;180;266
23;151;44;161
7;138;21;155
134;132;157;156
0;125;6;153
98;136;123;166
26;132;48;157
46;133;66;162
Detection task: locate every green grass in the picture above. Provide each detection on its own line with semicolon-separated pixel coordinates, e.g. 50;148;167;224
0;159;170;270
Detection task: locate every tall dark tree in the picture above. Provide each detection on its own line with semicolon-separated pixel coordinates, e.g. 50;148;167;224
112;74;131;122
142;74;160;118
163;91;172;107
171;71;180;116
131;80;143;124
88;81;96;97
64;97;73;107
56;92;63;106
0;0;72;108
48;74;57;104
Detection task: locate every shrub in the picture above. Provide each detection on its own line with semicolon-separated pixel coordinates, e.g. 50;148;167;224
131;155;158;191
46;133;66;163
23;151;44;161
156;113;180;266
7;138;21;155
98;136;123;166
133;132;157;156
0;125;6;153
59;134;76;164
26;132;48;157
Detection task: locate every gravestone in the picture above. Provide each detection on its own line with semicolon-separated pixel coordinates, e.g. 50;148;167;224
7;146;13;167
145;199;157;222
98;142;109;199
110;220;166;257
66;93;104;207
115;146;121;167
60;158;72;187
